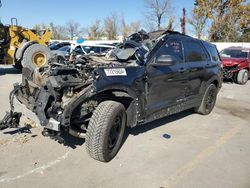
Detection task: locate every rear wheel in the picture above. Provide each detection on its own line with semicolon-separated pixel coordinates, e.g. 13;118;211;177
194;84;218;115
86;101;126;162
21;44;52;70
237;69;248;85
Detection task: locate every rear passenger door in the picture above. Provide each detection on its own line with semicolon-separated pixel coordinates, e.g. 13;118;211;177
182;40;210;98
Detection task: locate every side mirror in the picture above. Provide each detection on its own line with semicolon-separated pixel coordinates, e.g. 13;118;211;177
89;50;95;55
153;55;176;66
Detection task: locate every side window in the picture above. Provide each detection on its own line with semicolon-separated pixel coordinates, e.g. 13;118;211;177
91;47;101;53
204;44;220;61
183;41;209;62
74;46;83;54
100;47;111;53
156;39;183;63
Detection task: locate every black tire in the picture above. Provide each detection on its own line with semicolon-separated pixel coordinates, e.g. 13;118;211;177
194;84;218;115
237;69;248;85
86;101;126;162
21;44;52;70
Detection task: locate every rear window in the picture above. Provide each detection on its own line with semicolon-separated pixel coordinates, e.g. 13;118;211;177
183;41;209;62
220;49;249;59
204;44;220;61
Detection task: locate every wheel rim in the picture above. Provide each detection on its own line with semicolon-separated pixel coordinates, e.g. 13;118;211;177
205;88;216;112
108;115;122;151
32;52;47;67
243;71;248;83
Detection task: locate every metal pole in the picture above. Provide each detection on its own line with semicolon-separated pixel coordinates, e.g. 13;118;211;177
180;8;186;35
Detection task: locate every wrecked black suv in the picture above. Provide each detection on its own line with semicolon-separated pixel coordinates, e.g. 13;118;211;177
1;30;222;162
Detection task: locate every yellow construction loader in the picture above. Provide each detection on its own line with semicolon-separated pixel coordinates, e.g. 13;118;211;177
0;18;52;69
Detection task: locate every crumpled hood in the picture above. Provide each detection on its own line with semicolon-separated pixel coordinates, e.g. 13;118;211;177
221;57;247;66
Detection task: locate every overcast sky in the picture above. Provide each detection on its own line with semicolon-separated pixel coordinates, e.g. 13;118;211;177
0;0;194;31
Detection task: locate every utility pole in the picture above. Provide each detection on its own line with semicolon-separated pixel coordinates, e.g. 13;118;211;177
180;8;186;35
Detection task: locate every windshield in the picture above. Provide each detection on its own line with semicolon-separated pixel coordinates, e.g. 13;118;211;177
220;49;249;58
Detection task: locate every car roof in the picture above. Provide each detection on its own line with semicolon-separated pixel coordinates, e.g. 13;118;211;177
159;30;211;45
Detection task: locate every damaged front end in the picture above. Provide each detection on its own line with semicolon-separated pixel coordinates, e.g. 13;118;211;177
1;62;96;142
222;63;242;80
0;29;158;143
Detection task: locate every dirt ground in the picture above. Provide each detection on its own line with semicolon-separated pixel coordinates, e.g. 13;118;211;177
0;65;249;188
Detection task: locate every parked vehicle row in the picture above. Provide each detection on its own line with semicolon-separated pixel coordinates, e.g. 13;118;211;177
0;30;222;162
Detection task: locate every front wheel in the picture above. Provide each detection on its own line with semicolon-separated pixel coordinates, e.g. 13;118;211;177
194;84;218;115
237;69;248;85
86;101;126;162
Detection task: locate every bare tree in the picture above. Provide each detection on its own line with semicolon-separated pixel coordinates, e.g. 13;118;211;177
130;21;141;33
65;20;82;40
47;22;68;40
121;15;131;39
87;19;104;40
33;23;47;31
49;22;57;39
144;0;172;30
54;26;68;40
166;16;175;31
104;13;118;40
121;14;141;39
188;11;207;39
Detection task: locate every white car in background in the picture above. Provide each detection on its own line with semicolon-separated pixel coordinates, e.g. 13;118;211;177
53;44;116;62
81;44;116;56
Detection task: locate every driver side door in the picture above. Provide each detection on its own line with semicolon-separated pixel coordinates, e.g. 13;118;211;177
145;38;190;115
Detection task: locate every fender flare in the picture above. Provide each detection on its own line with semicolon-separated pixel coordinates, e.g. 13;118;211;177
206;75;222;89
15;41;37;62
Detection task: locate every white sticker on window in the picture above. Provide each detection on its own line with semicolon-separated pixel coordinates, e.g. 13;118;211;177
104;68;127;76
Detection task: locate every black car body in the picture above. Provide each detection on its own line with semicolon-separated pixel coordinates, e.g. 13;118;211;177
7;30;222;162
